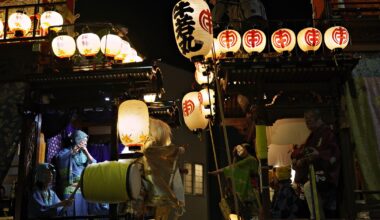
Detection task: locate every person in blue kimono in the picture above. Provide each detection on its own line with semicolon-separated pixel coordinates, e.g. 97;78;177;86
28;163;73;218
53;130;96;216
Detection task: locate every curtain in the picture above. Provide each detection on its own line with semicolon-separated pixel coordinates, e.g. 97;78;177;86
0;82;26;184
345;53;380;198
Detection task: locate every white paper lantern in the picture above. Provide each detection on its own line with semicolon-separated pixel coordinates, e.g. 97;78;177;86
199;88;215;106
143;93;157;103
118;100;150;147
114;40;131;61
182;92;208;131
324;26;349;50
40;11;63;34
271;28;296;53
297;27;322;52
205;38;223;60
101;34;122;57
242;29;266;54
172;0;213;61
76;33;101;57
51;35;76;58
218;29;242;53
194;62;214;85
8;11;32;37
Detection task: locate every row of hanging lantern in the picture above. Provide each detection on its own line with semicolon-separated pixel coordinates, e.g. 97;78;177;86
51;32;143;64
0;10;63;38
172;0;350;63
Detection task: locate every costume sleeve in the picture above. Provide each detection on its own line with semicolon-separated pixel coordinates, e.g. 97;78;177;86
28;190;62;218
223;156;258;177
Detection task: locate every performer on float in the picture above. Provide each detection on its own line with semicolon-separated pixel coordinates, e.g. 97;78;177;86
28;163;73;218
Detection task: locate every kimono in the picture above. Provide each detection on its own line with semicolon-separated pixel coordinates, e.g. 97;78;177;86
28;188;63;218
223;155;261;219
271;180;299;219
54;148;96;216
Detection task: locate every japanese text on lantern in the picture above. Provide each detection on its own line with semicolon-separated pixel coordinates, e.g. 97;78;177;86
305;28;321;46
219;30;238;48
183;99;195;116
333;27;348;45
199;9;212;34
173;2;202;55
245;30;263;48
273;30;292;48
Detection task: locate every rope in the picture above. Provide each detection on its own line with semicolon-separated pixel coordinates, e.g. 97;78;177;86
208;122;224;197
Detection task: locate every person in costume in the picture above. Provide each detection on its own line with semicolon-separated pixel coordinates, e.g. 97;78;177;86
53;130;96;216
209;143;261;220
28;163;73;218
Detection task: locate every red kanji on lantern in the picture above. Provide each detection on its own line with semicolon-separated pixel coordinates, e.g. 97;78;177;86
183;100;195;116
243;29;266;54
305;28;321;46
332;26;349;45
199;9;212;34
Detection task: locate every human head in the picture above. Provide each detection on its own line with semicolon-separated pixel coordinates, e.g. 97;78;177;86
275;166;291;181
304;109;323;131
234;143;250;158
35;163;55;187
147;118;172;147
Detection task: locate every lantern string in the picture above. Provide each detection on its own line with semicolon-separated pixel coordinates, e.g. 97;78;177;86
208;122;223;197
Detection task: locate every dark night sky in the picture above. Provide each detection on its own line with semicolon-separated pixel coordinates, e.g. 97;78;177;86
75;0;312;71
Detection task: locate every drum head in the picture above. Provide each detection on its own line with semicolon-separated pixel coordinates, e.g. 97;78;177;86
127;163;142;200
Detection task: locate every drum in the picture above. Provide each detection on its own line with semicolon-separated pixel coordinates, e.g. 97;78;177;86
81;161;141;203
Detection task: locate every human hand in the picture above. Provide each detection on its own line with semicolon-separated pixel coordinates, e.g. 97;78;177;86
61;198;73;207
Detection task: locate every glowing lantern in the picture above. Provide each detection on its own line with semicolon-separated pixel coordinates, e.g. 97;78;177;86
324;26;349;50
8;11;32;37
297;27;322;52
194;62;214;85
182;92;208;131
0;20;4;38
118;100;149;148
143;93;156;103
218;29;241;53
242;29;266;54
205;38;223;60
114;40;131;61
172;0;213;62
100;34;122;58
271;28;296;53
230;214;242;220
76;33;101;57
51;35;76;58
40;11;63;35
199;88;215;106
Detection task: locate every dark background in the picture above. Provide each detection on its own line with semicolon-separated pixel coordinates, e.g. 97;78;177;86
75;0;312;71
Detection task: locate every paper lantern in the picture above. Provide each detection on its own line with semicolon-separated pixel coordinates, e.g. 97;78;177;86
0;20;4;38
8;11;32;37
40;11;63;34
100;34;122;58
118;100;149;147
76;33;101;57
143;93;157;103
114;40;131;61
51;35;76;58
205;38;223;60
271;28;296;53
182;92;208;131
324;26;349;50
242;29;266;54
172;0;213;62
194;62;214;85
297;27;322;52
230;214;242;220
218;29;241;53
199;88;215;106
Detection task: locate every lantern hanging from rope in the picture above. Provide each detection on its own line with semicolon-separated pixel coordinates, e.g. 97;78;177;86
114;40;131;62
182;92;208;131
271;28;296;53
40;10;63;35
118;100;149;149
8;11;32;37
0;19;4;38
205;38;223;60
100;34;122;58
172;0;213;62
194;62;214;85
324;26;349;51
242;29;266;54
297;27;322;52
199;88;215;117
76;32;101;57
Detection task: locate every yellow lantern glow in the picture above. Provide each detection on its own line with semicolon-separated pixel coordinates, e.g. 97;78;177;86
8;11;32;37
194;62;214;85
182;92;208;131
229;214;242;220
271;28;296;53
51;35;76;58
40;11;63;35
242;29;266;54
205;38;223;60
76;33;101;57
143;93;157;103
100;34;122;58
114;40;131;61
218;29;242;53
118;100;149;147
0;20;4;38
297;27;322;52
324;26;349;50
172;0;213;62
199;88;215;106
